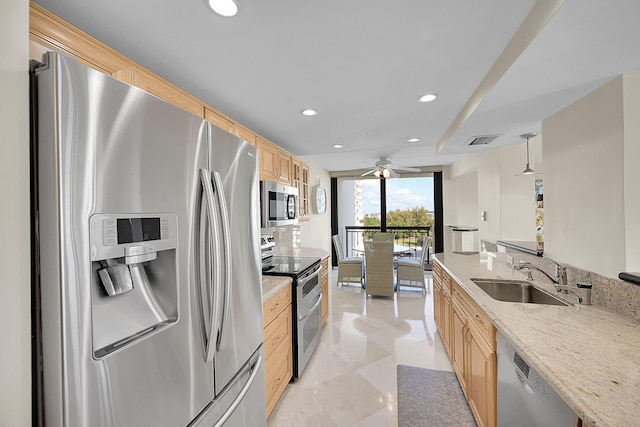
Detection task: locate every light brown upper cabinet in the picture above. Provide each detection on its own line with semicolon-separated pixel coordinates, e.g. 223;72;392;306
235;125;257;146
30;3;133;83
300;162;310;220
30;3;264;150
132;68;203;117
257;136;292;185
205;108;256;146
292;160;310;220
257;137;278;182
276;149;292;186
205;108;235;133
31;3;204;118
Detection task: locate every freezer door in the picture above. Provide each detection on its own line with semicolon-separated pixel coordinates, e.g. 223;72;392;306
207;125;265;396
34;53;213;427
190;347;266;427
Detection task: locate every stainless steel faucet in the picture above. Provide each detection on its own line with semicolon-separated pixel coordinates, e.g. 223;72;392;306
513;260;591;304
514;260;567;286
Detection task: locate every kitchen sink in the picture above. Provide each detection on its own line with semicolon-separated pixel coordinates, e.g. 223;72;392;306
470;278;570;306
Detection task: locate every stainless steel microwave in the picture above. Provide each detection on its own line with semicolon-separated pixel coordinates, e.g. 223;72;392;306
260;181;299;227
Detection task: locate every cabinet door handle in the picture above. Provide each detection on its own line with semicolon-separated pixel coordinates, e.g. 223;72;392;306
474;314;484;325
271;377;282;390
270;302;279;312
271;336;281;346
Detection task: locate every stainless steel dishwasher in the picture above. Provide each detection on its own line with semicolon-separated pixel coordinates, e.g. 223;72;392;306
497;332;579;427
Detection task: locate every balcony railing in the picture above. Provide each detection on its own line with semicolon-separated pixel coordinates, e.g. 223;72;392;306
344;225;431;260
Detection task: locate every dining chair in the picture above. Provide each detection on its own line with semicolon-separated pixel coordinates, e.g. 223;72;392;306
396;236;432;292
373;232;395;242
364;240;395;297
332;234;364;287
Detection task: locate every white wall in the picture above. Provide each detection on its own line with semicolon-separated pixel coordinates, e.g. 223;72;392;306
443;166;479;252
444;140;539;251
0;0;31;425
623;75;640;272
498;142;537;241
477;150;500;243
543;76;628;278
456;170;479;227
298;157;332;255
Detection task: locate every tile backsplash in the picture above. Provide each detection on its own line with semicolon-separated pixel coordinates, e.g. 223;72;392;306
262;225;300;255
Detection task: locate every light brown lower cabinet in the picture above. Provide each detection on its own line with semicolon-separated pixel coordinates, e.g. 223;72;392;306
321;257;329;324
434;261;497;427
262;286;292;418
433;262;452;357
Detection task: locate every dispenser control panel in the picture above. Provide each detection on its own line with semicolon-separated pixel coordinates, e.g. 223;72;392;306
90;213;177;262
102;217;170;246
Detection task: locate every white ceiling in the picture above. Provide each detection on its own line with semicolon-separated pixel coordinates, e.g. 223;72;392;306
34;0;640;173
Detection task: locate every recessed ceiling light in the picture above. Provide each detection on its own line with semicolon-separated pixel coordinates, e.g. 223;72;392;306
408;138;420;143
332;144;344;149
418;93;437;103
301;109;317;116
208;0;238;17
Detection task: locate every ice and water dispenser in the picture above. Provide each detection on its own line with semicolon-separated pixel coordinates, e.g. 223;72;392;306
90;214;178;358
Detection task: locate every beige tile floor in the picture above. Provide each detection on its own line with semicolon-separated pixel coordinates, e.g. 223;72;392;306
267;269;453;427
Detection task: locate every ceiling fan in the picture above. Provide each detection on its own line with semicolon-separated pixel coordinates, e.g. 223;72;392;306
361;157;420;179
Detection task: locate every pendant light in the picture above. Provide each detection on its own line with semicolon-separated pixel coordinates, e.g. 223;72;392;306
520;133;537;175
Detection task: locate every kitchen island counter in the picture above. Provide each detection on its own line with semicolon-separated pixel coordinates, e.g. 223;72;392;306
434;252;640;427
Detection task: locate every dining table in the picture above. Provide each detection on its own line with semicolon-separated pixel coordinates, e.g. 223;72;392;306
351;243;414;257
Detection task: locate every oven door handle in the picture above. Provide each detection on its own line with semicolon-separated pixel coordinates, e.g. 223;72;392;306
297;263;322;286
298;293;322;321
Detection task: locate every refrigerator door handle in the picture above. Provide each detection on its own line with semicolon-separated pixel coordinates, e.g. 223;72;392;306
211;170;232;352
200;168;223;362
213;355;263;427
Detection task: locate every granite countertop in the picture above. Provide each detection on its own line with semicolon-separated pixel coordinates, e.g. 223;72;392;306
261;275;292;303
434;251;640;427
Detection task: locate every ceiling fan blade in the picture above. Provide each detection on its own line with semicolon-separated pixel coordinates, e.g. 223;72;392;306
389;165;420;172
387;169;399;179
360;168;378;177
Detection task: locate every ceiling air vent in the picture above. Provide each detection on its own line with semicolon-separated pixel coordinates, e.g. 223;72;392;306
465;134;501;146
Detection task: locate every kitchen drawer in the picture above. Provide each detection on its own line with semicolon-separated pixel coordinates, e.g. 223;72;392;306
434;262;452;295
452;282;496;351
263;285;291;327
263;305;292;363
433;261;443;277
265;342;292;417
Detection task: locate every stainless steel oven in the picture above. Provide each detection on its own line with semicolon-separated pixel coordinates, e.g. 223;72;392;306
295;263;323;376
262;254;322;379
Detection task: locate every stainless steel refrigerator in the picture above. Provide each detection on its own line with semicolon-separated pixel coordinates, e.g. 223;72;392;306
30;52;266;427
